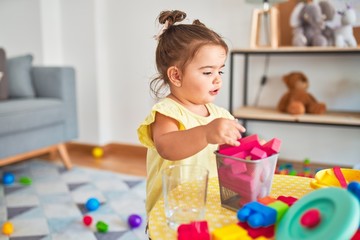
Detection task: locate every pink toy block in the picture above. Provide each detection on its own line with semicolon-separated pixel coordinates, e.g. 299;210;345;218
261;138;281;155
277;196;298;206
177;221;210;240
250;147;268;160
239;134;261;151
218;167;255;193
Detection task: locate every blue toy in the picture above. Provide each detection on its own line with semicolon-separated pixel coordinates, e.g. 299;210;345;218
237;201;277;228
2;172;15;185
128;214;142;229
85;198;100;211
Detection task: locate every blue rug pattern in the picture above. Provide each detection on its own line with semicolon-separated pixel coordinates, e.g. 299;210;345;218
0;159;147;240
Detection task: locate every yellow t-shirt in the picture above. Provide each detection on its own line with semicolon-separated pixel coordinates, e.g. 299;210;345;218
137;98;234;217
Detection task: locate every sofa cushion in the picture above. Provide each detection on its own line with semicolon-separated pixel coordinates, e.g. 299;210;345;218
7;54;35;98
0;98;64;136
0;48;8;100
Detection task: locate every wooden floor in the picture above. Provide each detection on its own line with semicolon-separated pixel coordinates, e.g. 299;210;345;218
46;143;148;177
44;142;344;178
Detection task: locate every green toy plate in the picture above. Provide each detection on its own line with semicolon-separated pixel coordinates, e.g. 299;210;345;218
276;187;360;240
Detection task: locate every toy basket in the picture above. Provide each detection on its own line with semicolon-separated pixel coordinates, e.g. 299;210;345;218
215;151;278;211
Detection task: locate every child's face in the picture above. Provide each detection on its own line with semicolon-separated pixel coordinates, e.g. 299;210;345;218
180;44;227;105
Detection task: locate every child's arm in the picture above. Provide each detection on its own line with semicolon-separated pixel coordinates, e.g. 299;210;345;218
151;112;246;160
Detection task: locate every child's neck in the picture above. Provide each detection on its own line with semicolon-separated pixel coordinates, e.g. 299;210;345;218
168;94;210;117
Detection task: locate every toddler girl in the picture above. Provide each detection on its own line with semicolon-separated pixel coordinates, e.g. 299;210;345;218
138;10;246;219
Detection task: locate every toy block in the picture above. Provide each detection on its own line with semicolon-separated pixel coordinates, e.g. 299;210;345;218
261;138;281;155
257;196;276;205
212;223;251;240
250;147;267;160
277;196;298;206
348;181;360;202
239;134;261;152
267;200;289;223
218;168;255;194
237;202;277;228
238;221;275;239
177;221;210;240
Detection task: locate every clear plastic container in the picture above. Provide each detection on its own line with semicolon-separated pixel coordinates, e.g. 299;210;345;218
215;151;279;211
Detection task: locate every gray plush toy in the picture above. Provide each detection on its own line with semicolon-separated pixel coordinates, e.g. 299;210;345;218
290;1;336;47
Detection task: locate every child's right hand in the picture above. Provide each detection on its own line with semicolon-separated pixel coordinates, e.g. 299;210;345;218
205;118;246;146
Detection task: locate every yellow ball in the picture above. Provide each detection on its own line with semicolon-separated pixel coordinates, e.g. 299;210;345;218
92;147;104;158
2;221;14;235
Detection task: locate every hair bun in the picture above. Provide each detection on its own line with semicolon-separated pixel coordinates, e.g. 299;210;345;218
158;10;186;26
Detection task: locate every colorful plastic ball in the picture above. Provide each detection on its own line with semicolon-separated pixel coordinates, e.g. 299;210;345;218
2;172;15;185
85;198;100;211
96;221;108;233
2;221;14;235
92;147;104;158
128;214;142;229
83;215;93;226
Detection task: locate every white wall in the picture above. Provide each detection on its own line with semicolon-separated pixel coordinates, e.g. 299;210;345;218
0;0;359;166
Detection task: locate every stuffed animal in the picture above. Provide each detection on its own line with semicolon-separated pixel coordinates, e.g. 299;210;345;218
334;5;358;47
290;1;335;47
277;72;326;115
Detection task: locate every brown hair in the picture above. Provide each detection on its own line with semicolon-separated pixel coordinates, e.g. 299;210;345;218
150;10;229;98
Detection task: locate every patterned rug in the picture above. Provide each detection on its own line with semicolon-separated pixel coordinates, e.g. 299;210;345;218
0;159;147;240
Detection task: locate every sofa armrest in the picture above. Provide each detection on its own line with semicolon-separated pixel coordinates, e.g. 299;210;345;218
32;66;78;140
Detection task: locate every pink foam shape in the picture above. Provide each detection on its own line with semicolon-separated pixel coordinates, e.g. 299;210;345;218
261;138;281;155
239;134;261;151
250;147;268;160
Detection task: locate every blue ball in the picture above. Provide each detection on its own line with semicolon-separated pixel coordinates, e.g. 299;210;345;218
2;172;15;185
85;198;100;211
128;214;142;228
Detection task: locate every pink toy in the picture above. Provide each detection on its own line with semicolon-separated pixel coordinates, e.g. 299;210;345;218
250;147;268;160
239;134;261;152
83;215;93;226
277;196;298;206
300;209;321;228
261;138;281;155
177;221;210;240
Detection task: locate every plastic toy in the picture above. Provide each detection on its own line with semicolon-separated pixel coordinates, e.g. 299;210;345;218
238;221;274;239
276;187;360;239
19;176;32;185
212;223;250;240
96;221;108;233
310;168;360;189
83;215;93;226
92;147;104;158
237;202;277;228
2;172;15;185
2;221;14;235
177;221;210;240
85;198;100;211
128;214;142;229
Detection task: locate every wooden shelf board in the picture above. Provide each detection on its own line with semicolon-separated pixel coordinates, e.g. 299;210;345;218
233;107;360;126
231;47;360;54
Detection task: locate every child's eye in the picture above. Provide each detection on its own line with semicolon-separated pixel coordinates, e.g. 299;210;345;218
203;72;212;75
219;71;224;75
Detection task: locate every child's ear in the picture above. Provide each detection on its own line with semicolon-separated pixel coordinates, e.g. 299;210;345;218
167;66;182;87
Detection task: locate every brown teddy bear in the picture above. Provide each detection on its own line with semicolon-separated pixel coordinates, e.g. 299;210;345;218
277;72;326;115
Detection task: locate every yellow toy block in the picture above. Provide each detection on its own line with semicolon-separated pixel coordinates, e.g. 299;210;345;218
212;223;252;240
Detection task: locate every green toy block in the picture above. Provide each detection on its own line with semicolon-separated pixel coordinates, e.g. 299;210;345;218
268;200;289;223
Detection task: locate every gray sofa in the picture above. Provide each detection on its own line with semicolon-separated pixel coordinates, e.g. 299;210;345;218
0;50;78;169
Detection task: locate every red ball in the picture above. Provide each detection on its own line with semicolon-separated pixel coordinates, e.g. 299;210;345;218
300;209;321;228
83;215;93;226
